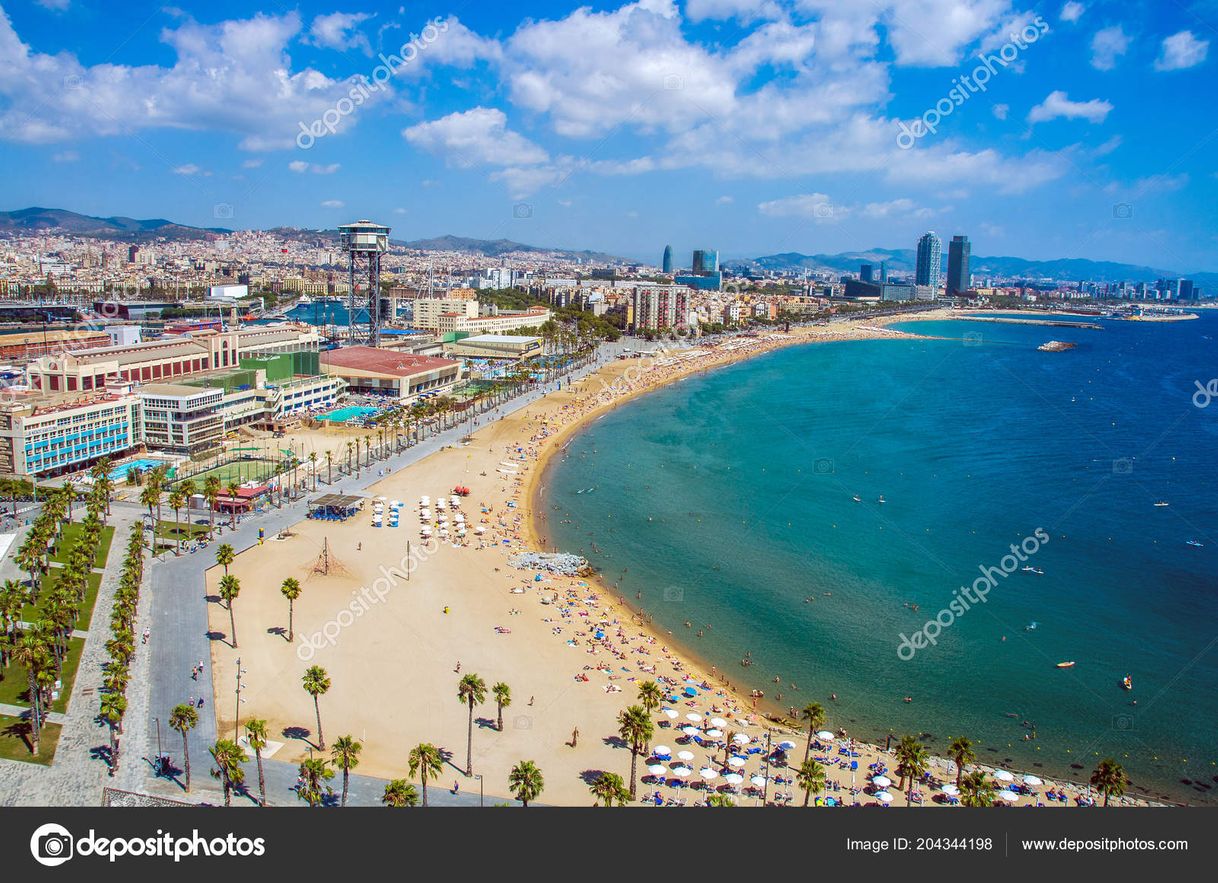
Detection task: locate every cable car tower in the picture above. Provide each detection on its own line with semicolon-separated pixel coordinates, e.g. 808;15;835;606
338;220;390;346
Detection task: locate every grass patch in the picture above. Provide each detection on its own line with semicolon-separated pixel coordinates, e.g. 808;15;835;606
0;715;61;765
178;458;283;488
0;637;85;714
48;522;115;570
153;520;210;543
18;568;103;631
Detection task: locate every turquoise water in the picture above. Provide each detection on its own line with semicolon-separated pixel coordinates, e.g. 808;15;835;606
545;313;1218;804
109;458;170;483
318;405;379;423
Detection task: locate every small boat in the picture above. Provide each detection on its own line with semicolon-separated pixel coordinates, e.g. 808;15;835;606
1153;501;1169;507
1186;539;1204;548
877;495;886;504
1021;566;1043;575
1024;621;1039;631
1056;661;1075;669
852;495;862;503
1121;675;1132;691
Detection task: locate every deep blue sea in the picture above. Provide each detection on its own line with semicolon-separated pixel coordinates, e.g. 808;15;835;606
545;313;1218;803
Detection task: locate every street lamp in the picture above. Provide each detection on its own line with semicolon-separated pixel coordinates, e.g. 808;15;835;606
473;773;484;807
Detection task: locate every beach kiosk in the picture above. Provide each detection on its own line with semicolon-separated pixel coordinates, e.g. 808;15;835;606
307;493;366;522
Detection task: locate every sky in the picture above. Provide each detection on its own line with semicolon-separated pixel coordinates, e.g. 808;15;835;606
0;0;1215;270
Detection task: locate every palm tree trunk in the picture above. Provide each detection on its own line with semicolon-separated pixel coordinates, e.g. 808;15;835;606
629;748;638;799
223;777;232;807
256;749;266;806
288;601;294;642
421;777;429;807
228;604;237;648
314;696;325;750
466;701;474;775
27;671;41;756
497;703;503;732
182;733;191;791
342;768;349;807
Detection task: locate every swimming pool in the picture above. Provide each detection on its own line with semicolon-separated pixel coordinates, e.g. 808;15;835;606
109;458;173;483
317;405;379;423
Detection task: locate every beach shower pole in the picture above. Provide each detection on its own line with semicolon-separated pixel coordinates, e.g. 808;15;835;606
233;657;243;741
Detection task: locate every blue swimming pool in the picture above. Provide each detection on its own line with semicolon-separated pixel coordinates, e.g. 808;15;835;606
109;458;172;483
317;405;379;423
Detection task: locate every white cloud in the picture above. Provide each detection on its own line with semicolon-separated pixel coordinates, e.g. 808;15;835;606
685;0;782;22
288;160;341;174
1090;26;1129;71
320;199;345;208
758;193;837;219
403;107;549;167
1155;31;1208;71
242;158;263;168
173;163;204;175
992;103;1009;120
716;195;734;205
307;12;373;55
1027;90;1112;124
51;150;78;162
757;192;938;222
1059;2;1084;23
36;0;71;9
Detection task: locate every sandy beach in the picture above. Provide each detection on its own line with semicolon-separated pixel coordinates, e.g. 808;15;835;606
205;312;1144;806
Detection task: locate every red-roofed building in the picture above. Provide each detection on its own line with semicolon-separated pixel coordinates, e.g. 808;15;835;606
319;346;461;402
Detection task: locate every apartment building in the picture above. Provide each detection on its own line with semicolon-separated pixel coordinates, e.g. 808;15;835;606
434;307;551;337
0;390;142;478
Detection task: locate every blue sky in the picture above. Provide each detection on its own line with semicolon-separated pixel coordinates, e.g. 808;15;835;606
0;0;1215;269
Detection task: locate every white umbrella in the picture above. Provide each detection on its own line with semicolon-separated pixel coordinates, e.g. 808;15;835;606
706;728;724;739
732;733;751;745
778;740;797;751
816;730;834;740
1022;775;1043;786
647;764;667;776
724;773;745;786
874;791;894;803
677;750;695;762
750;774;768;787
994;769;1014;782
653;745;672;757
662;708;679;719
727;756;747;768
998;790;1019;802
686;713;703;723
681;726;699;736
940;783;960;796
710;717;727;729
671;765;692;778
699;768;719;781
872;775;892;788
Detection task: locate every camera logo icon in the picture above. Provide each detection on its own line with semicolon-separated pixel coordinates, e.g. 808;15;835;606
663;585;684;602
30;823;74;867
1112;203;1132;219
963;331;983;347
813;458;834;475
514;715;533;731
1112;713;1134;732
512;203;533;219
1112;458;1133;475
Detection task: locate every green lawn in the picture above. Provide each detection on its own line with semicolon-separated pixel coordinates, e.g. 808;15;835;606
0;715;61;765
154;520;210;543
177;458;283;488
18;568;103;632
0;637;85;714
48;522;116;571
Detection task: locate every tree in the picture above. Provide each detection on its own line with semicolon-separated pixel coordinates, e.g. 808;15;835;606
382;779;419;807
280;577;302;642
457;673;487;776
948;736;976;790
308;451;318;490
297;757;334;807
706;792;735;807
408;742;444;806
617;704;653;800
895;734;928;804
203;476;222;539
637;680;662;714
167;487;187;553
169;703;199;792
209;739;246;806
797;758;826;807
959;770;996;807
492;681;511;732
244;718;269;806
302;665;331;750
508;760;544;807
139;484;159;523
1090;758;1128;807
215;543;235;576
801;701;826;764
99;691;126;775
12;632;50;756
332;735;362;807
225;482;241;529
325;450;333;486
218;574;240;648
589;772;631;807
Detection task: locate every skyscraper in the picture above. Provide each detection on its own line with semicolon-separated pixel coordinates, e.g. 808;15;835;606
946;234;971;296
692;249;718;275
915;232;942;290
662;244;673;274
860;263;874;282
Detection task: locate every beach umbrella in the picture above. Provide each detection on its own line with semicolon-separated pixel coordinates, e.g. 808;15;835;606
671;765;692;778
653;745;672;757
750;775;768;787
778;740;797;751
683;687;698;697
724;773;745;786
816;730;835;741
874;791;894;804
727;756;747;768
647;764;667;776
998;790;1019;803
662;708;679;719
994;769;1014;782
681;726;699;736
699;768;719;781
686;713;703;723
706;728;724;739
872;775;892;789
677;750;695;762
940;784;960;796
732;733;751;746
1022;775;1043;786
710;717;727;729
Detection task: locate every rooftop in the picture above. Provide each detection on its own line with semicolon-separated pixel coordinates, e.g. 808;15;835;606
320;346;458;377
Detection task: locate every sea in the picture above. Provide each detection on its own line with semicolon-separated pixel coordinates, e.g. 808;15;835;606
544;312;1218;804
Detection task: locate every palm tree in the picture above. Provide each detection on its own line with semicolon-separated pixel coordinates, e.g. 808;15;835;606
203;476;221;539
895;735;928;806
280;577;302;642
492;681;511;731
167;487;186;553
308;451;318;490
801;701;826;763
99;691;126;774
797;758;827;806
218;574;240;648
244;718;269;806
617;704;653;800
706;793;735;807
637;680;663;714
408;742;444;806
209;739;246;806
382;779;419;807
12;633;50;756
302;665;331;749
225;482;241;529
1090;758;1128;806
457;673;487;776
959;770;996;807
345;440;354;475
332;735;362;807
948;736;976;790
215;543;235;576
297;757;333;807
589;771;631;806
169;703;199;792
325;450;333;486
508;760;544;807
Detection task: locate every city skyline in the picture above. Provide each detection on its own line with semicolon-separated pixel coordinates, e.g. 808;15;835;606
0;1;1213;270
